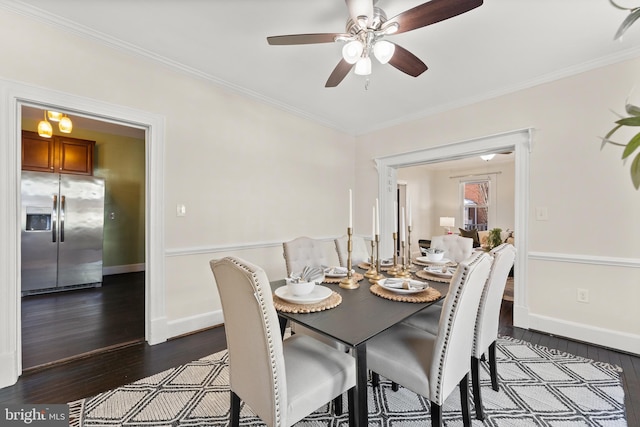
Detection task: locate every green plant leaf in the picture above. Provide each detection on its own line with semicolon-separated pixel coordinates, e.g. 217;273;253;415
631;152;640;189
625;102;640;116
615;116;640;126
614;7;640;40
622;131;640;159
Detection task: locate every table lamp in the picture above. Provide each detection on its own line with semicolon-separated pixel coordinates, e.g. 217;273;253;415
440;217;455;234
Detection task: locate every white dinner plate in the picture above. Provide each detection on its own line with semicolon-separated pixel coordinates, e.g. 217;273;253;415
324;267;348;278
274;285;333;304
415;256;452;265
378;278;429;295
424;266;455;278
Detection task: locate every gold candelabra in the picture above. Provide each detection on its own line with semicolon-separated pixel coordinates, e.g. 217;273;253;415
339;227;359;289
364;239;378;279
387;232;401;277
368;234;385;283
396;240;412;278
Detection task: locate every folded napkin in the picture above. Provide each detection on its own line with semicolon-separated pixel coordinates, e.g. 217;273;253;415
325;266;348;275
384;278;428;290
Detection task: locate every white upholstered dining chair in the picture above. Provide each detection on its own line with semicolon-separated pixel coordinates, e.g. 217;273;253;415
430;234;474;264
210;256;355;427
402;243;516;421
334;235;370;267
282;236;336;276
366;251;493;427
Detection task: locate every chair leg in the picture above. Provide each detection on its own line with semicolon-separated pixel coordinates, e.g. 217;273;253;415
371;371;380;387
230;391;241;427
333;394;343;415
347;387;355;427
430;401;442;427
471;356;484;420
459;374;471;427
391;381;399;392
489;340;499;391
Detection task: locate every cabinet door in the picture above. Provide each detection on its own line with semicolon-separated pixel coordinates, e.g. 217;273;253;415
22;131;55;172
56;136;95;175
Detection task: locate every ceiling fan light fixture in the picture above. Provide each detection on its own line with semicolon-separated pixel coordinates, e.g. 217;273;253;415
342;40;364;64
354;56;372;75
373;40;395;64
480;154;496;161
381;21;399;35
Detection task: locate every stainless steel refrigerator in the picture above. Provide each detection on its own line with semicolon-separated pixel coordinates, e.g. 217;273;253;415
21;171;105;295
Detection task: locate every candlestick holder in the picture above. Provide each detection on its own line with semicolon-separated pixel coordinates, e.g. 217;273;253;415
339;227;359;289
364;239;378;279
407;225;413;271
396;240;412;278
368;234;385;283
387;232;401;277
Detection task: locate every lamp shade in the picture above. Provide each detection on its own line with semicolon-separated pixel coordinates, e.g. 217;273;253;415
342;40;363;64
373;40;395;64
439;217;455;228
354;56;372;75
47;111;63;122
37;111;53;138
480;154;496;161
59;115;73;133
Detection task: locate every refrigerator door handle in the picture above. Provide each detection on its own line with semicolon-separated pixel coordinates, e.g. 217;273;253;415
52;194;57;243
60;195;65;243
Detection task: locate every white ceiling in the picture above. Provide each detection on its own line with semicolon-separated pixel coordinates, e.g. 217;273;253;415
4;0;640;136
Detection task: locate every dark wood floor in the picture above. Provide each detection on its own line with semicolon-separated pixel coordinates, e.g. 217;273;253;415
21;272;145;370
2;284;639;426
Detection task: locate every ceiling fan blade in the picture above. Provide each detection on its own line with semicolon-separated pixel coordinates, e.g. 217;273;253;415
267;33;344;45
325;59;354;87
388;0;483;34
388;44;428;77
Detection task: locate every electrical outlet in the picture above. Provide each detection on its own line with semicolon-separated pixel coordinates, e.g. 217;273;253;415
577;288;589;303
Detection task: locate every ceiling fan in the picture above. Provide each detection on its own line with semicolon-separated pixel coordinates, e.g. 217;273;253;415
267;0;483;87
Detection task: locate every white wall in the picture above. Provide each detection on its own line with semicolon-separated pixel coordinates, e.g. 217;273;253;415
0;7;357;386
356;58;640;354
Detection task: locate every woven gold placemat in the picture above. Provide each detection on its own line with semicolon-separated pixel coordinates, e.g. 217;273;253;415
273;291;342;313
415;269;452;284
370;284;441;303
323;272;365;284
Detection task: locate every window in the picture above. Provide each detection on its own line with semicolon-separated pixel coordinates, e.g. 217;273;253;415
462;180;490;231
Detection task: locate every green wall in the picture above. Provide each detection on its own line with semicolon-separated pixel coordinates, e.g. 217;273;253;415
22;118;145;269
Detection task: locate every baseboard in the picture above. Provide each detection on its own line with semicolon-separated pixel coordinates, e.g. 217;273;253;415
166;310;224;340
529;313;640;355
103;263;145;276
0;351;18;389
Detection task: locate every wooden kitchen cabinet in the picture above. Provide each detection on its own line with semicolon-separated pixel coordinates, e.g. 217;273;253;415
22;131;95;175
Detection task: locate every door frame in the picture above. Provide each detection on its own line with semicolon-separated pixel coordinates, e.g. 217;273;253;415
374;128;532;329
0;79;168;388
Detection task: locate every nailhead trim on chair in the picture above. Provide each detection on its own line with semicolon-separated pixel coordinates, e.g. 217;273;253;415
433;252;484;404
224;257;283;426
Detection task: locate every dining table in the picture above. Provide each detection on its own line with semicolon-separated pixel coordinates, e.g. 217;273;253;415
270;266;449;427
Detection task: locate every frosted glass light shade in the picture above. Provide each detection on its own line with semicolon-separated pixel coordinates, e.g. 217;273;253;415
37;120;53;138
354;57;372;75
59;115;73;133
47;111;63;122
342;40;364;64
373;40;395;64
480;154;496;161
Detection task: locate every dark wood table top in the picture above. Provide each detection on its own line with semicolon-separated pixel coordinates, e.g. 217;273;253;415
270;269;448;348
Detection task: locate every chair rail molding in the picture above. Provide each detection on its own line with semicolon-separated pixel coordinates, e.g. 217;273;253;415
374;128;533;329
529;251;640;268
0;77;167;389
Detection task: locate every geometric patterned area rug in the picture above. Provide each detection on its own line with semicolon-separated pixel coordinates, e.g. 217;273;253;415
68;336;627;426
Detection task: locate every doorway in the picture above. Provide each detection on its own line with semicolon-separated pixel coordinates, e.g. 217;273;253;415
20;105;146;369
